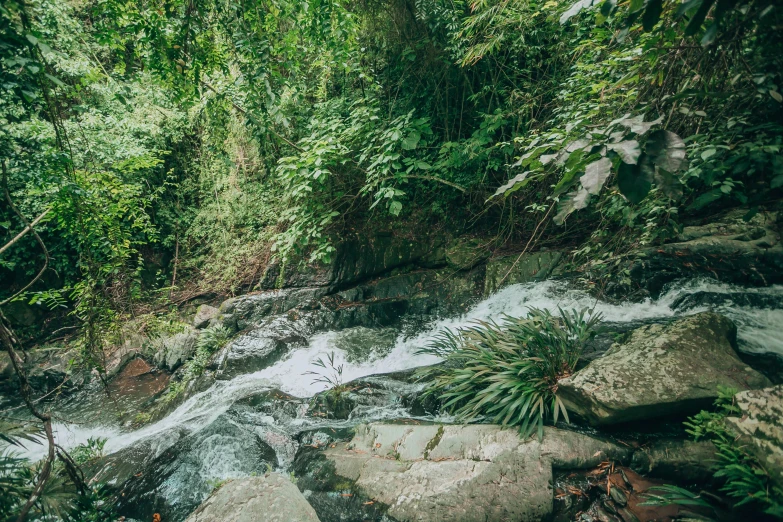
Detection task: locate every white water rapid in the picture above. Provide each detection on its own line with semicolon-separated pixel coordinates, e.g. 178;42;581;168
16;278;783;499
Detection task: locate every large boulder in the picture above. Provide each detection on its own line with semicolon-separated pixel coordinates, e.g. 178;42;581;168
151;330;199;371
296;422;630;522
193;304;220;329
558;312;772;425
214;315;306;380
725;385;783;489
185;474;320;522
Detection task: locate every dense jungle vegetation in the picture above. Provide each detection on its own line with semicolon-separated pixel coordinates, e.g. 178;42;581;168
0;0;781;518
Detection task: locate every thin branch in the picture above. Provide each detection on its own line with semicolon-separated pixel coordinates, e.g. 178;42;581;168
376;175;467;193
0;208;49;257
497;200;556;288
0;310;55;522
1;161;51;307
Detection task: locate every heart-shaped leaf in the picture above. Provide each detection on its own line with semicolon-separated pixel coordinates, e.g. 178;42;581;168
617;156;654;203
581;157;612;195
608;140;641;164
646;129;687;172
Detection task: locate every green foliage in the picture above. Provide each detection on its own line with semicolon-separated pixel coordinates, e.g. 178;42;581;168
640;484;713;509
417;307;600;439
0;420;117;521
159;325;232;406
305;351;345;390
69;437;107;465
680;387;783;518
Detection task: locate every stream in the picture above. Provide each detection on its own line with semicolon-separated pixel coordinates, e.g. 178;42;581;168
16;278;783;520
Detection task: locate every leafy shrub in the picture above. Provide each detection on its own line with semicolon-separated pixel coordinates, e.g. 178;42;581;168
683;387;783;517
70;437;107;465
643;387;783;518
417;307;600;439
159;325;232;406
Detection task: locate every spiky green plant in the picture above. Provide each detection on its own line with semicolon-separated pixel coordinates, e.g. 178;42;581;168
417;307;600;439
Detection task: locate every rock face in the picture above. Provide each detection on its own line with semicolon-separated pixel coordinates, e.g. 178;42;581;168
151;330;199;371
193;304;219;329
628;210;783;294
259;233;443;290
631;439;719;483
299;422;630;522
484;250;563;295
725;385;783;489
445;236;491;270
558;313;772;425
185;474;320;522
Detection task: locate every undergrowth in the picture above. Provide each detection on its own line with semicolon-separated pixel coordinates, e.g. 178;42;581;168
416;307;600;439
642;386;783;519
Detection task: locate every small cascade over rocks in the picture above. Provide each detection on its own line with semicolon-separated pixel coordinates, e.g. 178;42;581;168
14;271;783;521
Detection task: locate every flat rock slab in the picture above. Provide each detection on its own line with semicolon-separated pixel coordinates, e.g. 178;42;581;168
726;385;783;489
558;312;771;425
322;423;630;522
184;474;320;522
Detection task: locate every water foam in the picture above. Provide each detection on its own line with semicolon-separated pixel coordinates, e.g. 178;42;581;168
19;278;783;462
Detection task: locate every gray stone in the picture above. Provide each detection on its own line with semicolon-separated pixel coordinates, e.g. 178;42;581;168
628;210;783;294
219;287;328;332
320;423;630;522
151;330;199;371
259;233;439;289
558;313;772;425
484;250;564;295
725;385;783;489
445;236;491;270
193;304;219;329
184;474;320;522
631;439;718;483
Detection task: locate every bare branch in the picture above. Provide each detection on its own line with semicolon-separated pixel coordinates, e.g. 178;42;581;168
1;161;51;307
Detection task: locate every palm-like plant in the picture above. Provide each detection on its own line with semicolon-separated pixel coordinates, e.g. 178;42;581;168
417;307;600;439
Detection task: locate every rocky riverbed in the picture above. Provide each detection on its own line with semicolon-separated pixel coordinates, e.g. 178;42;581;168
3;210;783;521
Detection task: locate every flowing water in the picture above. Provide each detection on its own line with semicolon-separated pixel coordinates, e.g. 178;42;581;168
14;278;783;519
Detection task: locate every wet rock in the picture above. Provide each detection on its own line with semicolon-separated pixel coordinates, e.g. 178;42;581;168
484;250;564;295
184;474;320;522
628;210;783;295
259;233;439;290
445;236;491;270
220;288;329;332
308;369;433;420
725;385;783;489
0;345;82;395
96;412;277;521
321;266;484;330
558;313;772;425
297;422;630;522
151;330;199;371
631;438;718;483
193;304;219;329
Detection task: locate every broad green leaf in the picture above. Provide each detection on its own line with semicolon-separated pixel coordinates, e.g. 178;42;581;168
687;188;723;210
617;156;653;204
560;0;596;24
492;171;532;198
646;130;687;172
613;115;663;135
401;131;421;150
607;140;641;164
642;0;663;31
581;157;612;195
